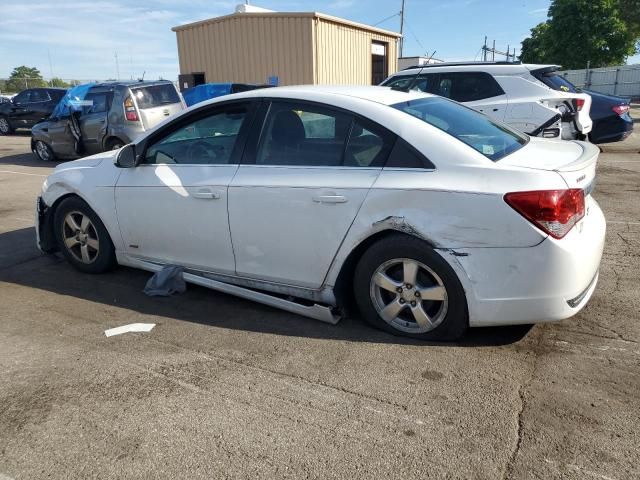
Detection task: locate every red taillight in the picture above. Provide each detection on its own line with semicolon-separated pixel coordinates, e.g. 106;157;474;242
574;98;585;111
612;105;629;116
504;189;585;239
124;96;139;122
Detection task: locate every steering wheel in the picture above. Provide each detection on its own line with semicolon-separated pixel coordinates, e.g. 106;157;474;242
186;140;219;163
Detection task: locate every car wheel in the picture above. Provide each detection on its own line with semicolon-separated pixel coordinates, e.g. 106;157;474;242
0;116;13;135
34;140;55;162
106;139;124;151
53;196;116;274
354;234;468;341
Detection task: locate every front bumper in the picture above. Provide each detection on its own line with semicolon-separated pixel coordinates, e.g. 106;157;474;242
449;196;606;327
35;196;57;253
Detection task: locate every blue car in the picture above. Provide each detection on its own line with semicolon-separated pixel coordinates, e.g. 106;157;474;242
182;83;271;107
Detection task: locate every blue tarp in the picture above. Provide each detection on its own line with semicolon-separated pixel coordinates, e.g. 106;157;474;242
182;83;233;107
50;83;95;119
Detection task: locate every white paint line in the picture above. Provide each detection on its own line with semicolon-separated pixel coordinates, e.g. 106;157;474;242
104;323;155;337
0;170;48;177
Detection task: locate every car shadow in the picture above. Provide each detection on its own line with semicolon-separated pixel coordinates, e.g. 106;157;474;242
0;226;533;347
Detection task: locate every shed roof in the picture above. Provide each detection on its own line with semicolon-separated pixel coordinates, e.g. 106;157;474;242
172;11;402;38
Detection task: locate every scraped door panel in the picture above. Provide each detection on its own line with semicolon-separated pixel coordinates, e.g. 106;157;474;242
228;166;379;288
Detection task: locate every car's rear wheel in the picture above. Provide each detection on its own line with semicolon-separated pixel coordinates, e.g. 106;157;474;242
106;138;124;151
354;234;468;341
0;116;13;135
34;140;55;162
53;196;116;273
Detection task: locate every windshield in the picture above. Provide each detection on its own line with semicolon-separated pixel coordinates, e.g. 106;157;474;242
132;84;181;109
391;97;528;161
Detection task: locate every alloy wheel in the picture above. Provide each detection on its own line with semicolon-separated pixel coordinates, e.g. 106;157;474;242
35;141;51;161
0;118;9;134
369;258;448;334
62;211;100;264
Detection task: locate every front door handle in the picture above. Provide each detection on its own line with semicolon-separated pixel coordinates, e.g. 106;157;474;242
313;194;347;204
193;188;220;200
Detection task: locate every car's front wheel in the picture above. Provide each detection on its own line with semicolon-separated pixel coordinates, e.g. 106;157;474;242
354;234;468;341
0;116;13;135
34;140;55;162
53;196;116;273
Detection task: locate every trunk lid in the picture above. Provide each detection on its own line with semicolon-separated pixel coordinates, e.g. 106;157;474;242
501;137;599;192
130;83;185;130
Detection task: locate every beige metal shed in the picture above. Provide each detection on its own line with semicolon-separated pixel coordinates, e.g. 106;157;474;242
172;11;401;88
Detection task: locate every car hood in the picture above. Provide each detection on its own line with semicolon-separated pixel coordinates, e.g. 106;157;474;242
54;150;117;172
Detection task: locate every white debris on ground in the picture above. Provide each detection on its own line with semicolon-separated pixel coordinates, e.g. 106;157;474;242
104;323;156;337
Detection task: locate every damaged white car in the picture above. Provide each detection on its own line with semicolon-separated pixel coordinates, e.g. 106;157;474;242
36;86;605;341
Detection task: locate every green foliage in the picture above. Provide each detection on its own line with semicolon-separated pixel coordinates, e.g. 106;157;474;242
49;77;70;88
520;0;638;68
5;66;47;92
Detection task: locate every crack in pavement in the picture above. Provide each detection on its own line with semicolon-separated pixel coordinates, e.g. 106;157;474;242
502;329;543;480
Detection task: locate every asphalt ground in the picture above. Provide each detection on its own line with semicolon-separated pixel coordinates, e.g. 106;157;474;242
0;120;638;479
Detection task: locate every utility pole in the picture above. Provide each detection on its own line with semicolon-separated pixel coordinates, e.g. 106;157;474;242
47;49;54;85
399;0;405;58
492;40;495;61
483;36;487;61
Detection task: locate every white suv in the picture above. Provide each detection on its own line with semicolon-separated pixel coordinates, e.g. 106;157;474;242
382;62;593;140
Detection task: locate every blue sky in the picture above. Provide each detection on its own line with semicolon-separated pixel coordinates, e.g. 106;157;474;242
0;0;638;81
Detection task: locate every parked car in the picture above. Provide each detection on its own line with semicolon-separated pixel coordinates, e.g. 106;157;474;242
182;82;272;107
529;70;634;143
0;87;66;135
36;86;605;341
31;80;185;161
381;62;593;141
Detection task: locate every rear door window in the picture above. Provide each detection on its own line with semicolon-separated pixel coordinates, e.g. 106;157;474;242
132;84;181;109
434;72;504;102
29;90;51;102
83;92;111;114
256;102;352;166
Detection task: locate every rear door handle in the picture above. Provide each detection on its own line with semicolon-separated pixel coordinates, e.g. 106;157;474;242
313;194;347;204
193;188;220;200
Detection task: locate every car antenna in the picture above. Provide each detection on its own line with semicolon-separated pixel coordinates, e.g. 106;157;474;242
392;50;436;93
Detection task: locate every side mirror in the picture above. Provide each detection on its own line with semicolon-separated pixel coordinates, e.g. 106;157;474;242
115;144;139;168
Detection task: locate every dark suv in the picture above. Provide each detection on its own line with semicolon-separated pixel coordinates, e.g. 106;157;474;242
0;88;66;134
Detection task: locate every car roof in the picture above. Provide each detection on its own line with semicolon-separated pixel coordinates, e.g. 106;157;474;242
393;62;559;76
91;80;175;89
218;85;434;106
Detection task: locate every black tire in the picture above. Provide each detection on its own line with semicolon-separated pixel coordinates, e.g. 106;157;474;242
105;138;124;151
34;140;56;162
353;234;468;341
0;115;13;135
53;196;116;274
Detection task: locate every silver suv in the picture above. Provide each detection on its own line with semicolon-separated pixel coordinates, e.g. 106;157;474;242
31;80;185;161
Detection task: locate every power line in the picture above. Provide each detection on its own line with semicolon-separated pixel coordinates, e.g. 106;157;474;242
373;11;401;27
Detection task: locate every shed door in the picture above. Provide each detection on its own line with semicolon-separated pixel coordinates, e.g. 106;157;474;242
372;41;388;85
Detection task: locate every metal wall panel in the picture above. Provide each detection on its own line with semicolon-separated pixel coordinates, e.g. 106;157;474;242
559;64;640;98
174;13;400;86
175;15;315;85
315;18;398;85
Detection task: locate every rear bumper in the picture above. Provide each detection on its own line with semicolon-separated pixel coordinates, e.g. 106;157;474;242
449;196;606;326
590;115;634;144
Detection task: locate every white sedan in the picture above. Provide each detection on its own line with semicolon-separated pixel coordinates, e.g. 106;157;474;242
36;86;605;341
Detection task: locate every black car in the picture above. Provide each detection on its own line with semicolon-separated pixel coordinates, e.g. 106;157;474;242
583;89;633;144
532;70;633;144
0;87;66;135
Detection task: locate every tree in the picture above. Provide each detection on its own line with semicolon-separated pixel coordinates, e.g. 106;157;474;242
520;22;551;64
5;66;47;92
520;0;637;69
49;77;70;88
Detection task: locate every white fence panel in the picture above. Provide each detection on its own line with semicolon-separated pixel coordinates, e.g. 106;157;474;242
558;64;640;99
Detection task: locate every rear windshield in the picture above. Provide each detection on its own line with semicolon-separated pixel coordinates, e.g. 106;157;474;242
533;71;578;93
391;97;528;161
132;84;180;109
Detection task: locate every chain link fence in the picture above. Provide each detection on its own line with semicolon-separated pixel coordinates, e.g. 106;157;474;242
558;64;640;100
